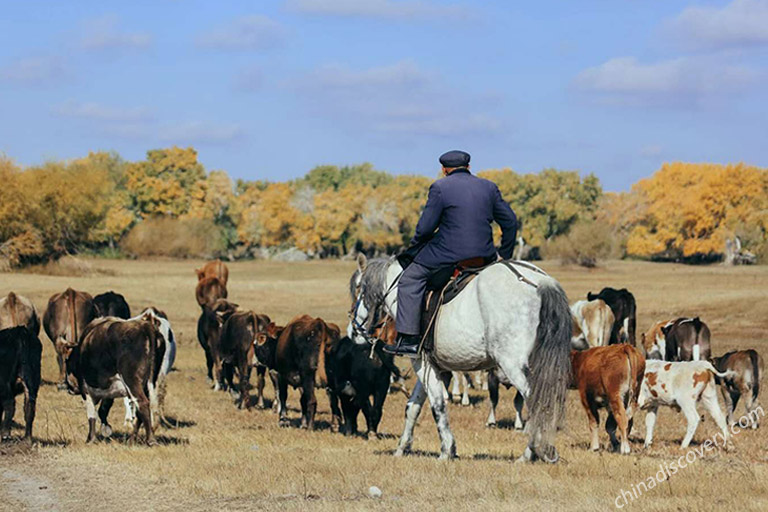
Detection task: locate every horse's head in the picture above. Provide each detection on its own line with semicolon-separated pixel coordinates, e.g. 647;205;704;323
347;254;372;344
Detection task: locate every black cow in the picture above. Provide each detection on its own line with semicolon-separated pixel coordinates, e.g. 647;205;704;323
587;288;637;346
0;327;42;441
662;317;711;362
196;299;238;388
219;310;274;408
94;291;131;319
326;336;392;438
65;317;164;445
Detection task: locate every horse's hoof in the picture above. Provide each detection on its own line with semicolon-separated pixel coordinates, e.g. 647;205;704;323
100;424;113;438
486;422;497;429
394;448;405;457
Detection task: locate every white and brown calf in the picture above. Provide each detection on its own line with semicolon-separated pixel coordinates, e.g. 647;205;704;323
571;299;615;348
639;360;734;449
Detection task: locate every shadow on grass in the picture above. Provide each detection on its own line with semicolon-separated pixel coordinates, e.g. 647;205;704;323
489;418;525;431
373;448;442;459
96;433;189;446
160;415;196;429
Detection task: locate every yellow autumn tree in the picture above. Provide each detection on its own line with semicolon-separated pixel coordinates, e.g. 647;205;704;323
625;162;768;260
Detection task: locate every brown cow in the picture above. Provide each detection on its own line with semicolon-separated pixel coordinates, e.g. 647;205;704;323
0;292;40;335
65;317;164;445
196;259;229;287
571;344;645;454
196;299;238;388
254;315;342;430
43;288;97;388
195;277;228;307
712;349;764;428
219;310;274;409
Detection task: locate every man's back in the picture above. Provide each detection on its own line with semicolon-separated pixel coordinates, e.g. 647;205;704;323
414;169;516;267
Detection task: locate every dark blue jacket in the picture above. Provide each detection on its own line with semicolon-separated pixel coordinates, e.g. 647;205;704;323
408;168;517;268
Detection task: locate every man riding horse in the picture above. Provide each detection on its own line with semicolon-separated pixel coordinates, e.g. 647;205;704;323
384;150;518;356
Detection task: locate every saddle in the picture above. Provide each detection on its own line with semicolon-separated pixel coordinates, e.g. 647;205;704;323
418;258;544;354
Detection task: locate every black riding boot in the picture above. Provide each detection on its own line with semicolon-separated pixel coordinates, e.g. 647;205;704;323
383;333;421;356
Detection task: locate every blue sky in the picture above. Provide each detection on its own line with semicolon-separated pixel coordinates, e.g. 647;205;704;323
0;0;766;191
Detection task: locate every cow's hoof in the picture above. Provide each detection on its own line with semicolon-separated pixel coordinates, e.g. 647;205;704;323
100;424;113;438
279;419;290;428
146;439;158;447
366;431;377;441
57;382;67;391
486;422;497;429
1;434;10;442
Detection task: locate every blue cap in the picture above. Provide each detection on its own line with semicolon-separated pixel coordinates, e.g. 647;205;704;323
439;150;470;168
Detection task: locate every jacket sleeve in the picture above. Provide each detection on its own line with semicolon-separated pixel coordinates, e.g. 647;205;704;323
492;185;517;260
410;182;443;245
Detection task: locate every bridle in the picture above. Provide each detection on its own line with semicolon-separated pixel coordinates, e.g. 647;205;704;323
347;268;403;347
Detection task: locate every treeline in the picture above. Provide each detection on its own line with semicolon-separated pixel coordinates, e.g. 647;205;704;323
0;147;766;267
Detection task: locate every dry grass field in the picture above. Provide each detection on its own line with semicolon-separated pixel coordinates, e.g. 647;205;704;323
2;258;768;511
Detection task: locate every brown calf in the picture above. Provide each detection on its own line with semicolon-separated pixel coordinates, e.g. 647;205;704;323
712;349;764;428
254;315;342;430
196;259;229;287
571;344;646;454
43;288;97;388
220;310;273;408
195;277;228;307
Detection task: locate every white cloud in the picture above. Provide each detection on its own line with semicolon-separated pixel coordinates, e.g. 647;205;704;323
286;0;467;20
667;0;768;50
573;56;758;105
53;100;152;122
79;15;152;50
196;15;286;51
294;60;502;137
159;121;244;144
0;56;68;86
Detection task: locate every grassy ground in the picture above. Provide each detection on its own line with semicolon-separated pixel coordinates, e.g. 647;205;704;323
1;258;768;511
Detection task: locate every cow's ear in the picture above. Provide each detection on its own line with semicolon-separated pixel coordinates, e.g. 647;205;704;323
266;322;278;337
661;325;670;336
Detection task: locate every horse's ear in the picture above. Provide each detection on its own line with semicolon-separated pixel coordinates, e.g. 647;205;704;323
357;253;367;273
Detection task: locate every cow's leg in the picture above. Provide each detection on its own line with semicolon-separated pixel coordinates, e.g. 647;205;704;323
22;383;37;440
123;375;155;446
720;386;736;426
148;381;160;431
486;370;499;428
608;395;630;454
203;348;214;384
270;371;279;412
327;388;342;433
98;399;114;438
123;397;135;426
679;401;701;449
1;396;14;441
56;351;67;390
299;373;317;430
255;365;266;409
277;375;289;427
369;379;388;438
744;385;760;429
701;383;731;447
85;394;99;443
581;392;600;451
644;406;658;448
341;397;357;436
513;389;525;430
236;362;250;409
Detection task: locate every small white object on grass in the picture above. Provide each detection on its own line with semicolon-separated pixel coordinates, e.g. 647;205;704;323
368;486;382;499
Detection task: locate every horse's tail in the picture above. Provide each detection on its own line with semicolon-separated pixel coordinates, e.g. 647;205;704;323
526;279;572;462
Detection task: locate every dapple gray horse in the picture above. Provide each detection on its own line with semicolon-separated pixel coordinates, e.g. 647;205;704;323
348;256;572;462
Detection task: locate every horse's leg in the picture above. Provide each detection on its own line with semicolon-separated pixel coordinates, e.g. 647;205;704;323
394;378;426;457
486;370;499;427
421;361;456;459
513;389;525;430
460;373;470;407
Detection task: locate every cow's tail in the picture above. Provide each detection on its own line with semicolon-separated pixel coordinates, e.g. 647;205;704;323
749;350;762;403
623;344;644;414
702;361;737;381
146;322;162;430
66;288;77;346
526;279;572;463
691;317;704;361
7;291;18;325
316;320;329;388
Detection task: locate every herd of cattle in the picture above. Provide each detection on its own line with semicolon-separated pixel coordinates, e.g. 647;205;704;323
0;259;763;458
